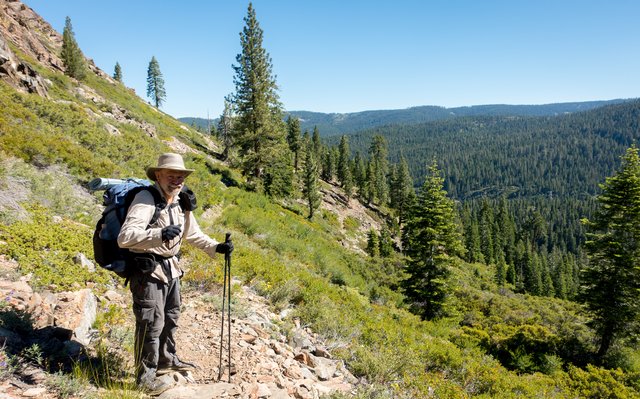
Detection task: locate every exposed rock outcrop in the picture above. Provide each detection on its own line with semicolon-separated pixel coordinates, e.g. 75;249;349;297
0;31;48;96
0;0;63;73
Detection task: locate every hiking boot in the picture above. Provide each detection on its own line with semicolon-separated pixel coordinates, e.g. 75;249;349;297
157;358;198;374
139;378;172;396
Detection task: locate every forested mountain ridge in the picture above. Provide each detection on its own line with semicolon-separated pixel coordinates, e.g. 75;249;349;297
341;99;640;200
180;99;632;137
290;99;634;136
328;99;640;262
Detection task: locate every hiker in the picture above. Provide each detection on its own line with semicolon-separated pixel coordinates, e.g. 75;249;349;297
117;153;233;394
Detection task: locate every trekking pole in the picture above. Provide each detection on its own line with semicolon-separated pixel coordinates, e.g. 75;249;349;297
217;233;232;382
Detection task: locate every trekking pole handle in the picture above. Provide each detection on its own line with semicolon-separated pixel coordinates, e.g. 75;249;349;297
224;233;232;262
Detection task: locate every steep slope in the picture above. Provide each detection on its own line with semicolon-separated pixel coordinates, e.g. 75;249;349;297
0;2;374;397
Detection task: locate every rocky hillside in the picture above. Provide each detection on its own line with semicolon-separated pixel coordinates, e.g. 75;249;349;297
0;1;382;397
0;0;114;90
0;253;360;398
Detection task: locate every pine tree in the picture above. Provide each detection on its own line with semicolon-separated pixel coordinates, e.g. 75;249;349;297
113;62;123;82
312;127;322;161
463;207;484;264
580;145;640;361
321;147;335;182
365;158;376;205
496;197;516;266
146;56;166;108
541;255;555;297
495;251;507;286
369;135;389;205
402;160;465;320
302;145;321;219
479;198;495;265
523;243;542;295
218;96;235;161
352;151;366;197
286;116;302;171
230;3;288;182
366;229;380;257
337;136;350;184
379;228;394;257
264;147;294;198
61;16;86;80
390;156;415;224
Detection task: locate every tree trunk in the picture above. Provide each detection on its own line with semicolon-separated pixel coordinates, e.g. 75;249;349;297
596;324;614;361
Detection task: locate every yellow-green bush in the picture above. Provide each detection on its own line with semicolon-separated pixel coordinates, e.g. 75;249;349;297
0;204;111;291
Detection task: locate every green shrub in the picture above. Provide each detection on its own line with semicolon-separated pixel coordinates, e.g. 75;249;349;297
343;216;361;234
0;203;112;291
561;365;640;399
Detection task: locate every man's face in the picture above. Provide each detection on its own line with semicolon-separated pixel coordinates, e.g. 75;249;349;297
156;169;188;198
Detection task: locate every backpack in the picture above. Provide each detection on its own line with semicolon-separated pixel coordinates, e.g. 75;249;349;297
89;178;198;279
91;178;165;278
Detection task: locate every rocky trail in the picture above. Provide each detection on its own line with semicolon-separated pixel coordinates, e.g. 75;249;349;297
0;256;360;398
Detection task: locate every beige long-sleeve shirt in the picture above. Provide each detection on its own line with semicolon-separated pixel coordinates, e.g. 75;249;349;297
117;184;219;283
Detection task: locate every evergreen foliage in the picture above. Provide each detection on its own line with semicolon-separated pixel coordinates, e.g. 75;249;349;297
263;145;294;198
290;100;631;137
302;145;321;219
230;3;288;184
366;229;380;257
312;127;322;164
402;160;465;319
218;97;235;161
336;136;354;198
61;16;86;80
146;56;166;108
352;151;366;198
286;116;302;171
581;145;640;361
112;62;122;82
389;155;415;224
368;135;389;205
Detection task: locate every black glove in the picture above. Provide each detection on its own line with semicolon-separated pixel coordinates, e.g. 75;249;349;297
161;225;182;241
216;241;234;254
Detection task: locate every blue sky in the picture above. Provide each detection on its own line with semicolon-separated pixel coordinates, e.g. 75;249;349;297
23;1;640;119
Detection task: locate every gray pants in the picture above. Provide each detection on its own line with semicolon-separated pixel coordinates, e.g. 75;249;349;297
129;272;181;383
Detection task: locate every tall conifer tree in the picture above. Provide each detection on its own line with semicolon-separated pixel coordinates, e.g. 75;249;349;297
581;145;640;361
61;16;86;80
366;229;380;257
402;160;465;319
286;116;302;171
352;151;366;197
390;155;415;224
146;56;166;108
337;136;351;184
218;97;235;161
369;135;389;205
302;145;321;219
113;62;123;82
231;2;288;184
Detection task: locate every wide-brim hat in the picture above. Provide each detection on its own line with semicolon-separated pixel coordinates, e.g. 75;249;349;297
146;153;195;181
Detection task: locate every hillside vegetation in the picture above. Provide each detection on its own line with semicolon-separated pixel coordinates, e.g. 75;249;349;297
0;2;639;399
